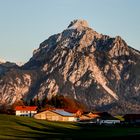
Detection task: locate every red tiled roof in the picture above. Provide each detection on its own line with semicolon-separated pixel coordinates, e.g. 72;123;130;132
15;106;37;111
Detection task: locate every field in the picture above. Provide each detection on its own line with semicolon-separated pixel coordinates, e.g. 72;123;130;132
0;114;140;140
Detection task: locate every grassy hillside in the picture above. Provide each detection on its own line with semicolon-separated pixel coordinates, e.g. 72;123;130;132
0;114;140;139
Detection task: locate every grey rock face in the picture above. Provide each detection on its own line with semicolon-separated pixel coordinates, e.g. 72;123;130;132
0;62;18;75
0;19;140;114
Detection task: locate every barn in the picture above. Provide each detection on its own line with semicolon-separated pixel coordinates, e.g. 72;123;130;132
34;109;78;122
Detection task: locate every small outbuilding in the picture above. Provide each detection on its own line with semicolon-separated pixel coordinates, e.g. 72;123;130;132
34;109;78;122
91;112;120;124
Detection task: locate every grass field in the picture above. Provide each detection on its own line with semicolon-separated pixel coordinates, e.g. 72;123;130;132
0;114;140;140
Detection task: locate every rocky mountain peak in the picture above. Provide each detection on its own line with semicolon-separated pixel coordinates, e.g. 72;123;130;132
0;20;140;114
108;35;130;57
67;19;89;29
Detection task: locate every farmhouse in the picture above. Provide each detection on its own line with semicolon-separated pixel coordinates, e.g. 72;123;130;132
34;109;78;122
123;114;140;124
82;112;121;124
96;112;120;124
15;106;37;117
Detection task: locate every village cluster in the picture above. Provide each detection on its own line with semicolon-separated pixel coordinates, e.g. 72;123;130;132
15;106;140;125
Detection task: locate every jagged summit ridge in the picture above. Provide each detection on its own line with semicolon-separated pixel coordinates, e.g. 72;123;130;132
32;19;101;58
67;19;89;29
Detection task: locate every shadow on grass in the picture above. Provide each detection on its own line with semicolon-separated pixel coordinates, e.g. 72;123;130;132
4;118;140;140
12;120;77;139
74;123;140;139
13;120;111;139
12;121;113;139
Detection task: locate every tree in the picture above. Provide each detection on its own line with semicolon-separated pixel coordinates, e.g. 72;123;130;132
0;104;7;114
41;97;47;108
47;95;87;113
11;100;25;110
29;99;35;106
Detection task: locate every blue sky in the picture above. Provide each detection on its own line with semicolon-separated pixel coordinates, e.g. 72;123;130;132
0;0;140;62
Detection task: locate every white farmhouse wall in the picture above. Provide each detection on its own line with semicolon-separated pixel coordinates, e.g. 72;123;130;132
68;117;77;121
15;110;37;117
100;120;120;124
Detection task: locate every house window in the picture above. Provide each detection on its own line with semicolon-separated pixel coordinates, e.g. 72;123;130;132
20;111;26;113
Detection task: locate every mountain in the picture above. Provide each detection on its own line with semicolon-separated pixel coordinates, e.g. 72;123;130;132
0;60;19;76
0;19;140;114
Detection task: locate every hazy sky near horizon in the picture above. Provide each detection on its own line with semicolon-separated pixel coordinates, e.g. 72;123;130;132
0;0;140;62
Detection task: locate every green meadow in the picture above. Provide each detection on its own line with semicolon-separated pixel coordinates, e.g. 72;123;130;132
0;114;140;139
